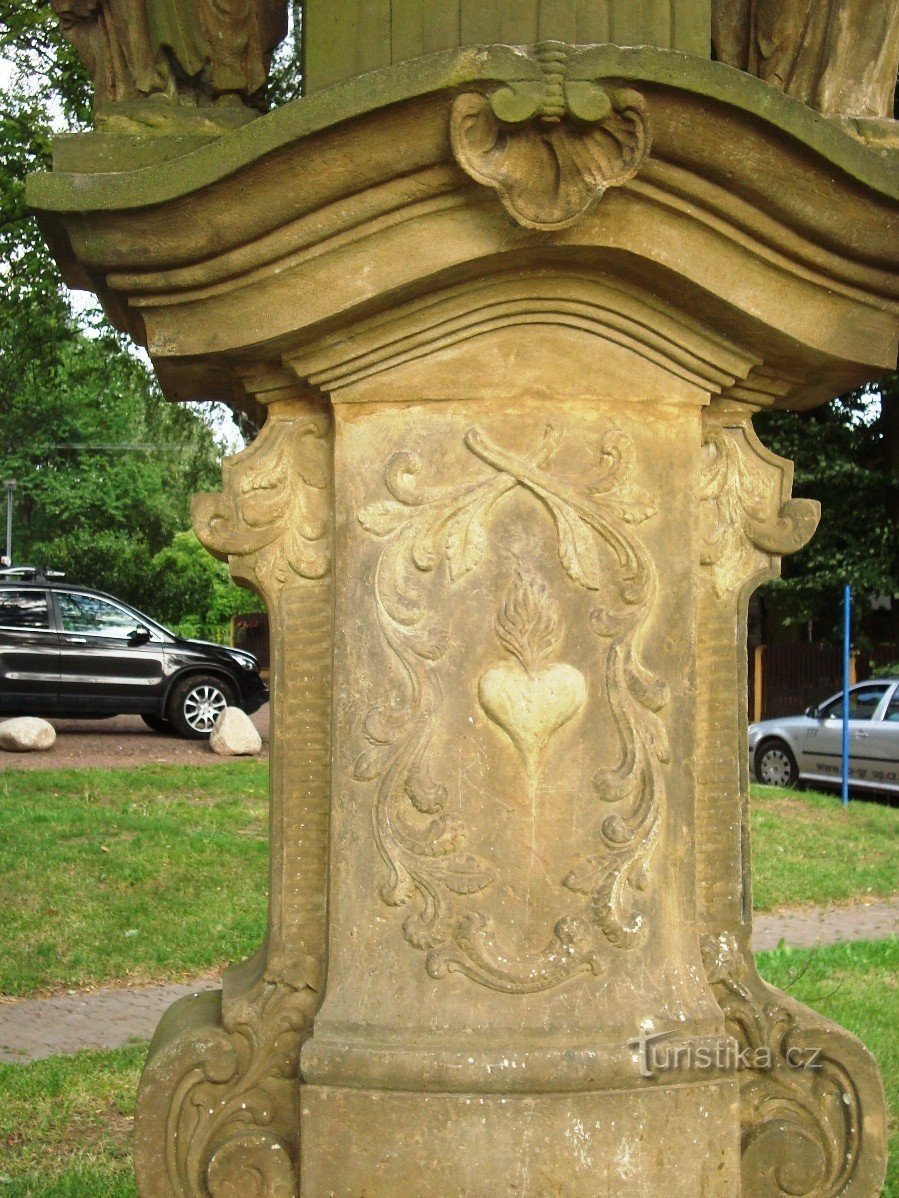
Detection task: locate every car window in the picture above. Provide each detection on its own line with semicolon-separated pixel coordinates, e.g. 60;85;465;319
883;691;899;722
0;590;50;630
57;592;141;639
819;684;889;721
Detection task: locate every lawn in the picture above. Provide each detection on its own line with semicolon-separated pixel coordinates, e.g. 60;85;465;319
758;938;898;1198
0;767;895;997
751;783;898;910
0;939;895;1197
0;765;268;996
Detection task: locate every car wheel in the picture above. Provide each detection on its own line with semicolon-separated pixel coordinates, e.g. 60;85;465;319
141;714;172;734
755;739;799;788
167;675;235;740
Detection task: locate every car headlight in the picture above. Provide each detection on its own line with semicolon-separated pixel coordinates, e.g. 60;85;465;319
229;652;258;672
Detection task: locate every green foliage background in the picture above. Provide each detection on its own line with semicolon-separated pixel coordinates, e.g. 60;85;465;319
0;3;896;642
0;2;277;631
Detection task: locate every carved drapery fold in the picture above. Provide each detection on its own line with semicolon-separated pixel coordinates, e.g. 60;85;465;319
50;0;287;112
712;0;899;119
135;400;334;1198
696;402;887;1197
450;42;650;231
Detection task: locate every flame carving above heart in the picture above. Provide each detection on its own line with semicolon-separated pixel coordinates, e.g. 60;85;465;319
478;572;586;777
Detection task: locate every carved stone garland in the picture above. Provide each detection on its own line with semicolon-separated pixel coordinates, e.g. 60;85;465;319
450;41;651;231
355;423;669;993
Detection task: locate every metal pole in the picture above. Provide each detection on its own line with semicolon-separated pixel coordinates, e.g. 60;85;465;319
2;480;15;568
841;583;851;807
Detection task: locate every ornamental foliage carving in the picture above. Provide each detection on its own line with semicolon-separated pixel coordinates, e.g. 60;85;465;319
137;956;319;1198
701;933;879;1198
700;417;819;600
193;409;331;597
355;423;669;993
450;41;650;231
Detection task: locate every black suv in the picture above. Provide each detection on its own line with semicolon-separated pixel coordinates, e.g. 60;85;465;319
0;568;268;739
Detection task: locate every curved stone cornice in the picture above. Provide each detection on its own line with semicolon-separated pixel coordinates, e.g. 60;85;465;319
27;42;899;414
28;44;899;214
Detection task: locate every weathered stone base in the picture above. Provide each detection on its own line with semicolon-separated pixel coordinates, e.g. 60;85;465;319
299;1081;741;1196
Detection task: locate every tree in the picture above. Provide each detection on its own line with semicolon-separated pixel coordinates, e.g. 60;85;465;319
0;1;296;619
754;382;899;647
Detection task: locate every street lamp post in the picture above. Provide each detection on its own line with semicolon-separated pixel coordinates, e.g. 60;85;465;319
2;479;16;568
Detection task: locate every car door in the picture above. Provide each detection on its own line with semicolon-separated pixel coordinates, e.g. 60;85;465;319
54;591;167;713
0;588;60;713
802;683;891;784
849;683;899;790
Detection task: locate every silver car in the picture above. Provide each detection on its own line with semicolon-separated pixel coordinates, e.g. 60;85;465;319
748;677;899;793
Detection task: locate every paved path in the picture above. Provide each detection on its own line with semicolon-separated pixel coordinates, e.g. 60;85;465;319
0;980;219;1063
0;900;895;1063
753;897;899;951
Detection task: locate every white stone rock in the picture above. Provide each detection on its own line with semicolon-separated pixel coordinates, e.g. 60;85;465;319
0;717;56;752
209;706;262;756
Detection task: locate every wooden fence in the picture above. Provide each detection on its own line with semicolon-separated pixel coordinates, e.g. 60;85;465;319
750;643;899;722
231;612;270;671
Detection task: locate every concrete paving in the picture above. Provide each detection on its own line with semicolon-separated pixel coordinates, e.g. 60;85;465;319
0;899;895;1063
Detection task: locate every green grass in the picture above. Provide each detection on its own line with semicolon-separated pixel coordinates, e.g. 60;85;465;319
0;940;894;1197
0;1044;142;1198
0;767;895;997
756;938;899;1197
0;765;268;997
750;783;898;910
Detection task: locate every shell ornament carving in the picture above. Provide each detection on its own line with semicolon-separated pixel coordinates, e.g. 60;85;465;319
450;42;650;231
355;423;669;993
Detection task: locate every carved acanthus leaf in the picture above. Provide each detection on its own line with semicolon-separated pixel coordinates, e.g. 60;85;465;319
193;409;331;596
450;43;650;231
700;418;819;600
135;955;321;1198
356;424;668;992
701;933;885;1198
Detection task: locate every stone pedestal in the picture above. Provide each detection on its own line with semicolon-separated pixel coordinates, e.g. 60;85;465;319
29;27;896;1198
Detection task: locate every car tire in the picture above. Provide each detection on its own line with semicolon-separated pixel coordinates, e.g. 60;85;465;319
754;739;799;788
167;675;236;740
141;714;173;734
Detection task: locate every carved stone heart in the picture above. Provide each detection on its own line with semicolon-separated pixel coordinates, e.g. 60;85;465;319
479;659;587;776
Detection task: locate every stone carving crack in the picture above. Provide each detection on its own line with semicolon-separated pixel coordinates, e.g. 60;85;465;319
450;42;650;231
702;934;863;1198
356;423;668;993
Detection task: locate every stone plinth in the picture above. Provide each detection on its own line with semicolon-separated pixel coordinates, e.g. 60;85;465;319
303;0;712;91
29;36;896;1198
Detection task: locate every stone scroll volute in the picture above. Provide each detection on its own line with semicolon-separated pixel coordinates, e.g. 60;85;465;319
134;399;334;1198
696;402;889;1198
